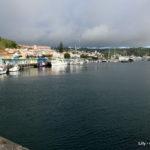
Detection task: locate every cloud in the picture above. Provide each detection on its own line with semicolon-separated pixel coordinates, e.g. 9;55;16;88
0;0;150;47
82;25;118;42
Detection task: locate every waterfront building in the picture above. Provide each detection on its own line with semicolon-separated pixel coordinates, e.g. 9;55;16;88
18;44;51;50
0;50;13;59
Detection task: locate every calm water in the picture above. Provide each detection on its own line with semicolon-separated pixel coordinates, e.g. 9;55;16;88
0;62;150;150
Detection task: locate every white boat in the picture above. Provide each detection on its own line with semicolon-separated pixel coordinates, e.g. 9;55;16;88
85;59;89;63
129;56;142;62
9;64;20;72
119;56;130;62
79;60;84;64
109;59;119;63
51;59;67;66
102;59;108;62
69;59;84;65
0;67;7;75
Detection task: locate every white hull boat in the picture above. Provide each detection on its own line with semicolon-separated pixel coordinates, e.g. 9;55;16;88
51;60;67;66
9;65;20;72
119;56;130;62
0;67;7;75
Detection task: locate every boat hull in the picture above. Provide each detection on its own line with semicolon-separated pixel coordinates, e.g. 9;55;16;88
9;66;20;72
0;69;7;75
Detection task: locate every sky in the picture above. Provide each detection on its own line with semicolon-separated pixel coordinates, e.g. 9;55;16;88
0;0;150;47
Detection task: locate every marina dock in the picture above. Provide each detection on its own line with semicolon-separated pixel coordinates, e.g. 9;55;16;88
2;58;37;70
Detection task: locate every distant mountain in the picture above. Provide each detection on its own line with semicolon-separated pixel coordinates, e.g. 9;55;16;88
68;46;131;50
85;46;150;50
0;37;17;50
143;46;150;48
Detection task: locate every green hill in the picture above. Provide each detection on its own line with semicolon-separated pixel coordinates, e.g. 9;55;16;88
0;37;17;50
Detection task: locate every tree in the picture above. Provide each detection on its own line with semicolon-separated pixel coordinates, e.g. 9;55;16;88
0;37;17;49
64;53;70;59
58;42;64;53
80;54;88;58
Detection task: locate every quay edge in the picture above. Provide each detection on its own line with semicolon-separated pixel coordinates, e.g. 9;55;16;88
0;137;29;150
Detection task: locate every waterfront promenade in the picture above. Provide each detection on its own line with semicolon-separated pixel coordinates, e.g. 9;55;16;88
2;58;37;68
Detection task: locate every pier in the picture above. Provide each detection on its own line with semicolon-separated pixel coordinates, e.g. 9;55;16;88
2;58;37;70
0;137;29;150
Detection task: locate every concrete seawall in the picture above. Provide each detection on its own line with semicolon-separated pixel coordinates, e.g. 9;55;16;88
0;137;29;150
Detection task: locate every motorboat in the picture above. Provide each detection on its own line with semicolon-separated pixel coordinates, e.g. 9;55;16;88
118;56;130;62
9;64;20;72
0;67;7;75
51;59;67;66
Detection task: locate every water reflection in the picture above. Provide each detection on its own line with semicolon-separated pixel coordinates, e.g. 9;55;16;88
18;65;88;77
0;74;8;80
9;71;20;77
50;65;68;75
0;64;89;79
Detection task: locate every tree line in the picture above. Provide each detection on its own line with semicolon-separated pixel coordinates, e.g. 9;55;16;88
99;48;150;57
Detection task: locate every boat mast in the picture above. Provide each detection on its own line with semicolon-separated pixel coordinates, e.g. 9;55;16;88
75;44;77;52
108;49;110;60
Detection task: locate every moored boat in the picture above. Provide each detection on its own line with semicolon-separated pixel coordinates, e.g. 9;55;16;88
51;59;67;66
118;56;130;62
9;64;20;72
0;67;7;75
69;59;85;65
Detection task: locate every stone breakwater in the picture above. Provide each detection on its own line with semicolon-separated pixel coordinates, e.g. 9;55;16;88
0;137;29;150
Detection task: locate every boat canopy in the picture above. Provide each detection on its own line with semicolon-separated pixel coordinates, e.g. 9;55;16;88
38;58;47;63
0;59;3;64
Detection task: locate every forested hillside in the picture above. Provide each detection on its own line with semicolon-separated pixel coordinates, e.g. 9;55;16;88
0;37;17;50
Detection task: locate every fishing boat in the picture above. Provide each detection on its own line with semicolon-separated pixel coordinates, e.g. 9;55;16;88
34;58;47;68
9;64;20;72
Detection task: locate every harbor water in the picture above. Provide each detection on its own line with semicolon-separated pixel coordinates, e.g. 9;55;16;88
0;62;150;150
